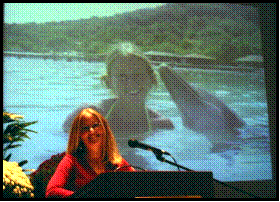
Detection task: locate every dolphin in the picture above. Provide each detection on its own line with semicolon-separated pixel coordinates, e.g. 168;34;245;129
158;65;246;152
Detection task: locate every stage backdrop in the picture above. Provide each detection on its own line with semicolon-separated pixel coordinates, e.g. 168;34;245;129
3;3;272;183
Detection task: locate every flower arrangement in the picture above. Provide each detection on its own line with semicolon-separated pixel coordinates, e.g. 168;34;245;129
3;160;35;198
3;111;37;198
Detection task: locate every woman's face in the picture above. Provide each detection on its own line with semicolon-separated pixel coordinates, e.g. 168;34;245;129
80;114;105;159
109;56;153;101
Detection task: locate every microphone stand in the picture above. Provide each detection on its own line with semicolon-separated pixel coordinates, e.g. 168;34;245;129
153;151;260;198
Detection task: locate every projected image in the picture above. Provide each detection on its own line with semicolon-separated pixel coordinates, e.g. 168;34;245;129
4;3;271;189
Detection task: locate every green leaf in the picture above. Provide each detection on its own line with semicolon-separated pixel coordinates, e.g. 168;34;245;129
18;160;28;167
18;121;38;128
4;144;22;150
4;153;12;161
3;136;13;144
12;137;25;142
21;128;38;133
18;132;31;139
3;116;16;123
3;124;20;135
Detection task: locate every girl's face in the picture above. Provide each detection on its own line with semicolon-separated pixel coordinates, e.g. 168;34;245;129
80;114;105;159
109;56;153;101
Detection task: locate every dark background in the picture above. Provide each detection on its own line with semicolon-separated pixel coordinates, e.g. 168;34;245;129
216;3;277;198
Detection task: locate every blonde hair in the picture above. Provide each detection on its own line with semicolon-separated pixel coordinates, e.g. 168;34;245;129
66;108;122;165
101;42;157;88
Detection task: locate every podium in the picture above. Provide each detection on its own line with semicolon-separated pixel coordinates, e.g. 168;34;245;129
70;171;213;198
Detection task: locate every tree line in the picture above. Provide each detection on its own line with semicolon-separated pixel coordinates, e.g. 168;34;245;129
3;3;262;65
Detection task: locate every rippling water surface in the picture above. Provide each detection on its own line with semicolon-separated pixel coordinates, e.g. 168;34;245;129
3;57;271;181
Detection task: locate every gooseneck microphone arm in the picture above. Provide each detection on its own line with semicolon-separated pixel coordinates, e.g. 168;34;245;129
128;139;260;198
128;139;181;171
128;139;171;157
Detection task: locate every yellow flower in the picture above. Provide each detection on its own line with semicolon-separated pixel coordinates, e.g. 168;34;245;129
3;112;24;120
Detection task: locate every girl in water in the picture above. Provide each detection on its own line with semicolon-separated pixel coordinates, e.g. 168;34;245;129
63;42;174;135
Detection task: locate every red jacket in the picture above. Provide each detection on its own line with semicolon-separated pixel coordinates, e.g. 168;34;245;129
45;153;135;198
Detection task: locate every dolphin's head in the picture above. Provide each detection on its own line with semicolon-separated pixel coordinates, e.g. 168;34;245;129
158;64;201;106
158;64;204;129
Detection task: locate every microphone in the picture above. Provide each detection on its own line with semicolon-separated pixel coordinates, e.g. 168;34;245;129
128;139;171;156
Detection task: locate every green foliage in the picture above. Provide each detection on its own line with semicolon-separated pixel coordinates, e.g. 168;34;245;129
181;38;196;50
3;4;261;65
3;112;37;167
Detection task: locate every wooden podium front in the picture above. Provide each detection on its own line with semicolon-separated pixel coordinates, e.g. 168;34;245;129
70;171;213;198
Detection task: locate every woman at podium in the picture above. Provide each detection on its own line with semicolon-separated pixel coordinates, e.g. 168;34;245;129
45;108;135;198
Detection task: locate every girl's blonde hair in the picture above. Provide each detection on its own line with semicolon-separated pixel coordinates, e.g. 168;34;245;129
101;42;157;88
66;108;122;165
